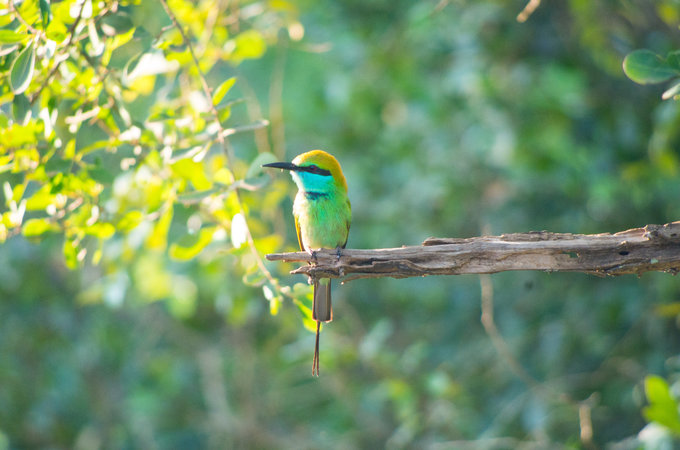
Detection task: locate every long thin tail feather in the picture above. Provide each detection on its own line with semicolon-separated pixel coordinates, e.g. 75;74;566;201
312;279;332;376
313;321;320;376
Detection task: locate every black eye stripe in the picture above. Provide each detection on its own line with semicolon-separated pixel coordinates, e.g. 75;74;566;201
299;164;331;176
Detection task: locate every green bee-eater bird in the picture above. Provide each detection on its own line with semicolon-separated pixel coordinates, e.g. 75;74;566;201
263;150;351;376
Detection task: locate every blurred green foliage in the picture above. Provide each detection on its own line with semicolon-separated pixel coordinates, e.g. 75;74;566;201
1;0;680;448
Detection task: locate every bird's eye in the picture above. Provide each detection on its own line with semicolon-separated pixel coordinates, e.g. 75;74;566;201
302;164;331;176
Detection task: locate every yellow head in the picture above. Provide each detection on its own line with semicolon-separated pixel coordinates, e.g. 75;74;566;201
291;150;348;192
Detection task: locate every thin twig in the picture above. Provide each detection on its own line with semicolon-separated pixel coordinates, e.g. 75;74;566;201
30;1;88;105
517;0;542;23
159;0;277;287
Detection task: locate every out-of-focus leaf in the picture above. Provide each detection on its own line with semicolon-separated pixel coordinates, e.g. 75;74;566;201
22;218;58;236
623;49;680;84
232;30;266;60
168;276;197;318
25;185;57;211
12;94;31;124
63;238;78;269
643;375;680;435
124;51;145;79
214;167;234;185
117;210;144;232
169;228;214;260
45;19;68;42
146;205;173;250
246;152;278;179
39;0;52;28
100;12;134;36
10;41;36;94
213;77;237;106
0;30;27;44
171;159;212;191
85;222;116;239
0;44;19;57
667;50;680;71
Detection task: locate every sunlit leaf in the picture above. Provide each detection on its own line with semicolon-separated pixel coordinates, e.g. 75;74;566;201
146;205;173;250
0;30;27;44
169;228;214;261
85;222;116;239
214;167;234;185
623;49;680;85
232;30;266;60
642;375;680;435
212;77;237;106
45;19;68;42
10;41;36;94
171;158;212;191
63;238;78;269
22;218;58;236
117;210;145;233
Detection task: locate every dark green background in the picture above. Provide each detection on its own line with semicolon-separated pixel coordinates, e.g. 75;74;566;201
2;0;680;448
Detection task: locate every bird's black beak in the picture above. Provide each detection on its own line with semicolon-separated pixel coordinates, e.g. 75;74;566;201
262;162;299;171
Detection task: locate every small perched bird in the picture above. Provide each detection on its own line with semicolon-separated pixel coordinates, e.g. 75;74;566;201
263;150;351;376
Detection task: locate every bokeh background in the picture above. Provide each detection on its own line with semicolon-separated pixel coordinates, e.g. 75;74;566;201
2;0;680;448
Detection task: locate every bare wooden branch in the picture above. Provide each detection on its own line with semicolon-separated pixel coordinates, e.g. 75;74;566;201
265;221;680;281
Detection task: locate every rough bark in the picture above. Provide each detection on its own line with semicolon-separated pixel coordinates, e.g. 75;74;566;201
265;221;680;281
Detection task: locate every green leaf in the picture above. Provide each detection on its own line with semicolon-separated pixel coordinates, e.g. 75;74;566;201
169;228;214;260
12;93;31;124
146;205;173;250
85;222;116;239
643;375;680;434
63;238;79;269
646;376;674;405
214;167;234;185
0;30;27;44
22;218;58;236
667;50;680;71
623;49;680;85
10;40;36;94
171;159;212;191
117;210;144;233
212;77;237;106
246;152;278;179
0;44;19;57
39;0;52;28
123;51;145;79
232;30;266;60
100;12;134;36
